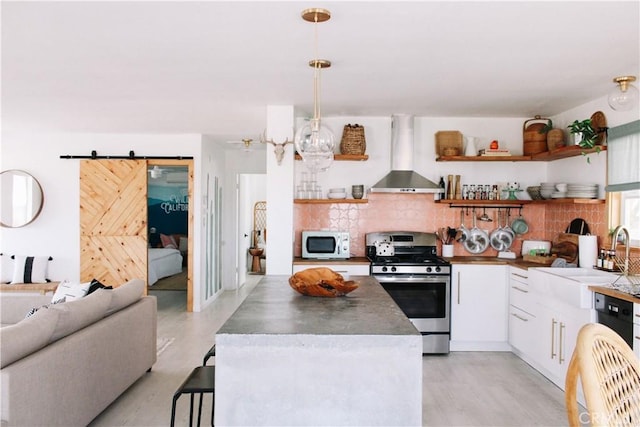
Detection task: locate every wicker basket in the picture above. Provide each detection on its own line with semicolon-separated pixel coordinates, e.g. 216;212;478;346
340;124;366;155
523;115;550;155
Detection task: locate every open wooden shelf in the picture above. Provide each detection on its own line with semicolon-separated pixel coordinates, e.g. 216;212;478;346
294;198;369;204
438;198;605;207
436;145;606;162
294;154;369;161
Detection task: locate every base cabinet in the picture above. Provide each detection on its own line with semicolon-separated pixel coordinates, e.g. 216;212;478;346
451;264;509;351
508;267;539;355
292;263;370;277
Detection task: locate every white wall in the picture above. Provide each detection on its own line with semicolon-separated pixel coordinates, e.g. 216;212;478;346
221;147;266;290
0;132;205;303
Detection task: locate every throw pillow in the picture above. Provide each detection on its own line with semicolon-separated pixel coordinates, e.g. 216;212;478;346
86;278;113;295
25;296;66;318
160;233;177;249
10;255;50;284
50;280;91;303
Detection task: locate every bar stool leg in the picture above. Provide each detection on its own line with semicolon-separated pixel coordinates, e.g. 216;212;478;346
189;393;195;426
197;392;204;426
170;393;179;427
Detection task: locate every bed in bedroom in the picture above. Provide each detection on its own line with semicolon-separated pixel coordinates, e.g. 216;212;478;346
148;247;183;286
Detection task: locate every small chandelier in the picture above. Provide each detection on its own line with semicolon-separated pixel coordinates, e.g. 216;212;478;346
608;76;639;111
294;8;335;172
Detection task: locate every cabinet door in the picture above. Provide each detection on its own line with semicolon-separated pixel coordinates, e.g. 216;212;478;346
451;265;508;347
292;264;369;276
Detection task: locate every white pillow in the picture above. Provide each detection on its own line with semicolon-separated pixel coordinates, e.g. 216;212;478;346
50;280;91;303
10;255;50;284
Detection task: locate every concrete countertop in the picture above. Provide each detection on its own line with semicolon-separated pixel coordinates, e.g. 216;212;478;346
217;275;419;336
588;285;640;304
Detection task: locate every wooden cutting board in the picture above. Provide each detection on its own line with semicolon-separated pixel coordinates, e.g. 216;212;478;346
551;233;579;263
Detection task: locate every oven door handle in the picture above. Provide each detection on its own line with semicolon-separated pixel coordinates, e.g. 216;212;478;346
375;277;448;284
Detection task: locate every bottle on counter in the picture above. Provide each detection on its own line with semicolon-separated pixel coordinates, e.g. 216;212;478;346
596;248;604;269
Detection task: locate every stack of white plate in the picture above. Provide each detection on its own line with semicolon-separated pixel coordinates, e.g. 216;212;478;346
566;183;598;199
540;182;555;199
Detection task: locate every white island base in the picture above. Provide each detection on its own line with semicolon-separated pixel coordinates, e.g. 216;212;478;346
215;275;422;426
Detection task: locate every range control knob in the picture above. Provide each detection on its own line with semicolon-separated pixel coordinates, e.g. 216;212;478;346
435;266;441;273
381;266;388;272
426;267;432;273
391;266;397;273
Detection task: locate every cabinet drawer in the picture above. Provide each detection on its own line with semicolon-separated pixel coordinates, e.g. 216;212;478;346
510;282;535;316
292;264;370;277
509;305;535;354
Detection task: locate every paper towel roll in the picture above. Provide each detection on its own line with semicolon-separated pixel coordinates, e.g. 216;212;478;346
578;235;598;268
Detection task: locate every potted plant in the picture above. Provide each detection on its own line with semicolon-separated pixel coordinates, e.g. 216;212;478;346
568;119;606;162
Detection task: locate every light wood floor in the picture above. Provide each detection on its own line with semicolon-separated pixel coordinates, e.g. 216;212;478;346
90;276;573;426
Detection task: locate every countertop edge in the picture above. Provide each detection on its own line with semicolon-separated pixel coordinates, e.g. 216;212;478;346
588;285;640;304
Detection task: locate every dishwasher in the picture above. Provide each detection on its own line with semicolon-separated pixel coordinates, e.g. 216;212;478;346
594;293;634;347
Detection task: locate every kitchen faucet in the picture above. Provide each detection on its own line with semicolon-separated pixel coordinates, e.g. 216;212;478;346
610;225;630;275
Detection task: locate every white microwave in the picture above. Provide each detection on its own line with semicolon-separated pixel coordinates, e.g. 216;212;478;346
302;231;350;259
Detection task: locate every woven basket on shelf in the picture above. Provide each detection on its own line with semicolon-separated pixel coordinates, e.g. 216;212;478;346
340;124;366;155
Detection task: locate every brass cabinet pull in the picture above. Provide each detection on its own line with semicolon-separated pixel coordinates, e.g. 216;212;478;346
551;318;557;359
511;313;528;322
559;322;566;364
511;286;529;293
457;271;461;305
512;273;527;279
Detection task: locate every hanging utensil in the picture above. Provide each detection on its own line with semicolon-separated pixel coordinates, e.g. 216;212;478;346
464;208;489;254
478;207;492;222
458;209;469;243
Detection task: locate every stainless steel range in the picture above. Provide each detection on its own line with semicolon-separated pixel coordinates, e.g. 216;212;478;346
366;231;451;354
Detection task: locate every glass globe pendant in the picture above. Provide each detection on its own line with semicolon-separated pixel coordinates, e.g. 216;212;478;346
608;76;639;111
295;117;335;172
294;9;335;173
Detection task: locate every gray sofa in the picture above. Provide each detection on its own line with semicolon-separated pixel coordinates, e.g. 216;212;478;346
0;279;157;427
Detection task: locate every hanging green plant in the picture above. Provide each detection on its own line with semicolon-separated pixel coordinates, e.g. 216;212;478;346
568;119;604;163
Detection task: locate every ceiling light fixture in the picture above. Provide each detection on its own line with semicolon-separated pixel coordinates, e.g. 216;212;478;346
294;8;335;172
608;76;639;111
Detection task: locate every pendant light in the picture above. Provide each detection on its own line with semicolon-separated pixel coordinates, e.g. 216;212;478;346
294;8;335;172
608;76;639;111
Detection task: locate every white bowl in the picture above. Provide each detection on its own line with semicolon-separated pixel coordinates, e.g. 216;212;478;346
327;192;347;199
329;188;346;193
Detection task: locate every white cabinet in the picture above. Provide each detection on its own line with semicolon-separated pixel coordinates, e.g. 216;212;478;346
508;267;538;356
292;263;370;277
451;264;509;351
634;303;640;360
526;268;592;395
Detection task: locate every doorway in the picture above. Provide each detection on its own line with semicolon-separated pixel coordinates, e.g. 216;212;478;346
147;160;194;311
237;174;266;287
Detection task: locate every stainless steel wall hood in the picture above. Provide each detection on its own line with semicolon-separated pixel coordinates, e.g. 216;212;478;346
370;114;441;193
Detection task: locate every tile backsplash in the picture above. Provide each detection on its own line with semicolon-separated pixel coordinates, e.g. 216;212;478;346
294;194;607;258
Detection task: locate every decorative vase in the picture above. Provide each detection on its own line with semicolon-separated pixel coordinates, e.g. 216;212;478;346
464;136;477;156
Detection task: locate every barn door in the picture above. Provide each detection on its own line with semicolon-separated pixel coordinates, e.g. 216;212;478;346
80;160;148;288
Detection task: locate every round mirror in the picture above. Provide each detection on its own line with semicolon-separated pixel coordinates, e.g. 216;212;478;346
0;170;44;228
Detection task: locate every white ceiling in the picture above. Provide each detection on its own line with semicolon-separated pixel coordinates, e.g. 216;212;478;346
2;1;639;143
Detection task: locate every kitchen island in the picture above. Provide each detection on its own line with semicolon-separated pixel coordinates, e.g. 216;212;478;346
215;275;422;426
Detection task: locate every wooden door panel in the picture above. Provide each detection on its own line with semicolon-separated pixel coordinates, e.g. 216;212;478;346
80;236;147;284
80;160;147;286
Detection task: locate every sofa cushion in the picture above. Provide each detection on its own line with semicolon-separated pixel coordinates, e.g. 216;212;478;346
0;307;60;368
51;280;91;303
105;279;145;316
25;296;66;318
48;289;113;342
86;278;113;295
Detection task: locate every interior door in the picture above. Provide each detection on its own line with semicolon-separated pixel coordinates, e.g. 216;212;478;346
79;160;148;288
